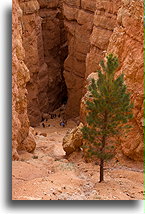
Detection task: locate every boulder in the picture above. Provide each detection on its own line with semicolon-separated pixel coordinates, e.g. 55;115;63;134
62;123;84;155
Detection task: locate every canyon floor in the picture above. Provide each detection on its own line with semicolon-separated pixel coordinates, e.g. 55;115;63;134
12;118;144;200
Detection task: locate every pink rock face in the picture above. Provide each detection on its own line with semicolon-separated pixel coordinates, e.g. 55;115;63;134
106;0;143;161
63;0;95;118
63;0;121;119
12;0;36;160
20;0;68;126
81;0;143;161
12;0;143;162
38;0;68;114
20;0;45;126
86;0;122;78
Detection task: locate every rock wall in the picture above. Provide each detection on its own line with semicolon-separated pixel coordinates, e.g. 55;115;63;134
13;0;143;161
12;0;36;160
20;0;43;126
63;0;122;118
20;0;68;126
81;0;143;161
106;0;144;161
38;0;68;113
86;0;121;77
63;0;96;118
18;0;122;122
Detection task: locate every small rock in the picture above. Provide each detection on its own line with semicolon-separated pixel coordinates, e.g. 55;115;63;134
91;190;97;195
58;189;62;193
40;133;47;137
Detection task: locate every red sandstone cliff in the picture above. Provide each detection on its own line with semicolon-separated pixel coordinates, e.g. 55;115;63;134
63;0;96;118
12;0;36;160
12;0;144;161
80;0;143;161
106;0;144;161
63;0;122;118
20;0;68;126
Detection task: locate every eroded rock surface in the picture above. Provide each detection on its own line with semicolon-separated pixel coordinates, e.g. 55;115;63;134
12;0;36;160
20;0;43;126
62;123;84;155
20;0;68;126
63;0;122;119
63;0;95;118
80;0;143;162
13;0;143;162
86;0;122;77
38;0;68;113
106;0;144;161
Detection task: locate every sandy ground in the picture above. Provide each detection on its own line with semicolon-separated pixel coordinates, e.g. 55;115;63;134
12;118;144;200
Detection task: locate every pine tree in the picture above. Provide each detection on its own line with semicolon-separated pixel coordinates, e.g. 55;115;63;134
81;54;133;182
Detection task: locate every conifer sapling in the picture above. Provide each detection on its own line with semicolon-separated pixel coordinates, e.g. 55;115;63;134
81;54;133;182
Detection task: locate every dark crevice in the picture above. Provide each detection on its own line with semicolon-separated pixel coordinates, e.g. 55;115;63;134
25;1;69;126
41;5;68;110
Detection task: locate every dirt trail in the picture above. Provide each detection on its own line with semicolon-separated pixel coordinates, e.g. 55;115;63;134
12;118;144;200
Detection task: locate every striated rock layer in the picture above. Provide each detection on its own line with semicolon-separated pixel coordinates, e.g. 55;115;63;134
63;0;122;118
38;0;68;111
20;0;43;126
20;0;68;126
12;0;36;160
106;0;144;161
13;0;143;162
80;0;143;161
63;0;95;118
86;0;122;77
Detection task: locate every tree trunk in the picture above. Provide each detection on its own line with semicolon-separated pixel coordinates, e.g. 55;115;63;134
99;158;104;182
99;135;106;182
99;111;107;182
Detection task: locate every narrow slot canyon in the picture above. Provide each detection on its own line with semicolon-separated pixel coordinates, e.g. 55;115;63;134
21;0;118;126
22;0;69;126
12;0;144;200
